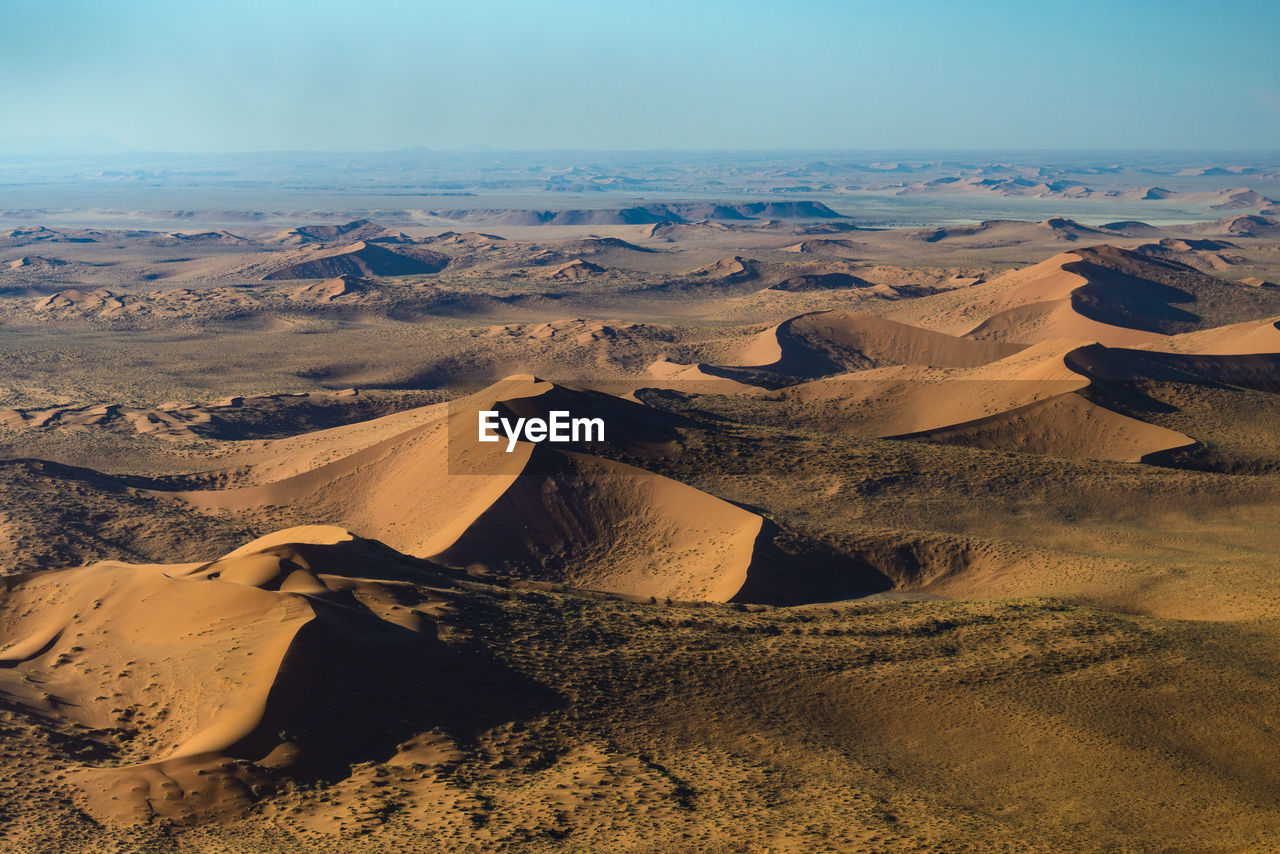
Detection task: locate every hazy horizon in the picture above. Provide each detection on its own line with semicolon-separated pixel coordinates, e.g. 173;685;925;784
5;142;1280;156
5;0;1279;153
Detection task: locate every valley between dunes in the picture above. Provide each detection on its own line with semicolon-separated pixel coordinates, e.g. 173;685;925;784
4;212;1280;851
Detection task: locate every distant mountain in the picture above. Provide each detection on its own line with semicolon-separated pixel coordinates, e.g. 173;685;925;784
430;201;846;226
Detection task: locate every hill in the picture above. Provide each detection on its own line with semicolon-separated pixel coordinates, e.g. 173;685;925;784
263;242;447;280
891;245;1280;345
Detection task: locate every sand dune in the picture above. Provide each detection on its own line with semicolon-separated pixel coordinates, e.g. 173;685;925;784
0;226;99;246
644;220;731;240
0;388;386;442
780;239;862;255
9;188;1280;852
1135;237;1244;272
433;446;764;601
1065;344;1280;393
272;219;408;245
726;322;785;367
757;337;1193;461
423;230;505;245
288;274;374;303
891;391;1195;462
33;288;123;314
538;258;606;280
484;317;646;345
768;272;876;292
171;377;825;602
1187;214;1280;238
6;255;69;270
263;241;447;280
725;310;1023;377
0;525;545;824
892;245;1280;346
1101;220;1165;236
1182;215;1280;239
902;218;1116;247
689;256;759;282
1143;316;1280;355
640;357;762;395
772;340;1091;435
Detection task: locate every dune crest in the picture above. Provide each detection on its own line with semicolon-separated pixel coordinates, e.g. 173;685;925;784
264;241;447;280
171;377;835;602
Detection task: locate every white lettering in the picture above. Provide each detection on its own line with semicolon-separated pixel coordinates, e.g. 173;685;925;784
574;416;605;442
478;410;500;442
549;410;570;441
478;409;605;452
501;417;525;453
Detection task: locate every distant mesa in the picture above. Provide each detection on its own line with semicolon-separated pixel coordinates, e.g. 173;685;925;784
644;220;731;241
538;258;607;280
796;221;868;235
572;236;654;254
430;200;846;226
1038;217;1115;239
425;230;505;245
167;230;254;245
897;176;1094;199
911;218;1113;245
1101;220;1163;236
273;219;409;245
1177;166;1258;177
263;241;447;280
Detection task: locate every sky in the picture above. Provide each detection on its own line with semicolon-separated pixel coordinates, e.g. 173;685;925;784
3;0;1279;152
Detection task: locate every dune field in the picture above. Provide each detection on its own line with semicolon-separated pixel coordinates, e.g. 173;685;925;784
4;190;1280;853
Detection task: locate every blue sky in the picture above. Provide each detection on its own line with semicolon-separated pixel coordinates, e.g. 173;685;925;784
3;0;1278;151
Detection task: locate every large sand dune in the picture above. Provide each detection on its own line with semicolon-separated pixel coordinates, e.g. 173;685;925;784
0;525;551;825
723;310;1023;377
757;339;1195;461
172;376;873;603
892;245;1280;345
263;241;447;280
